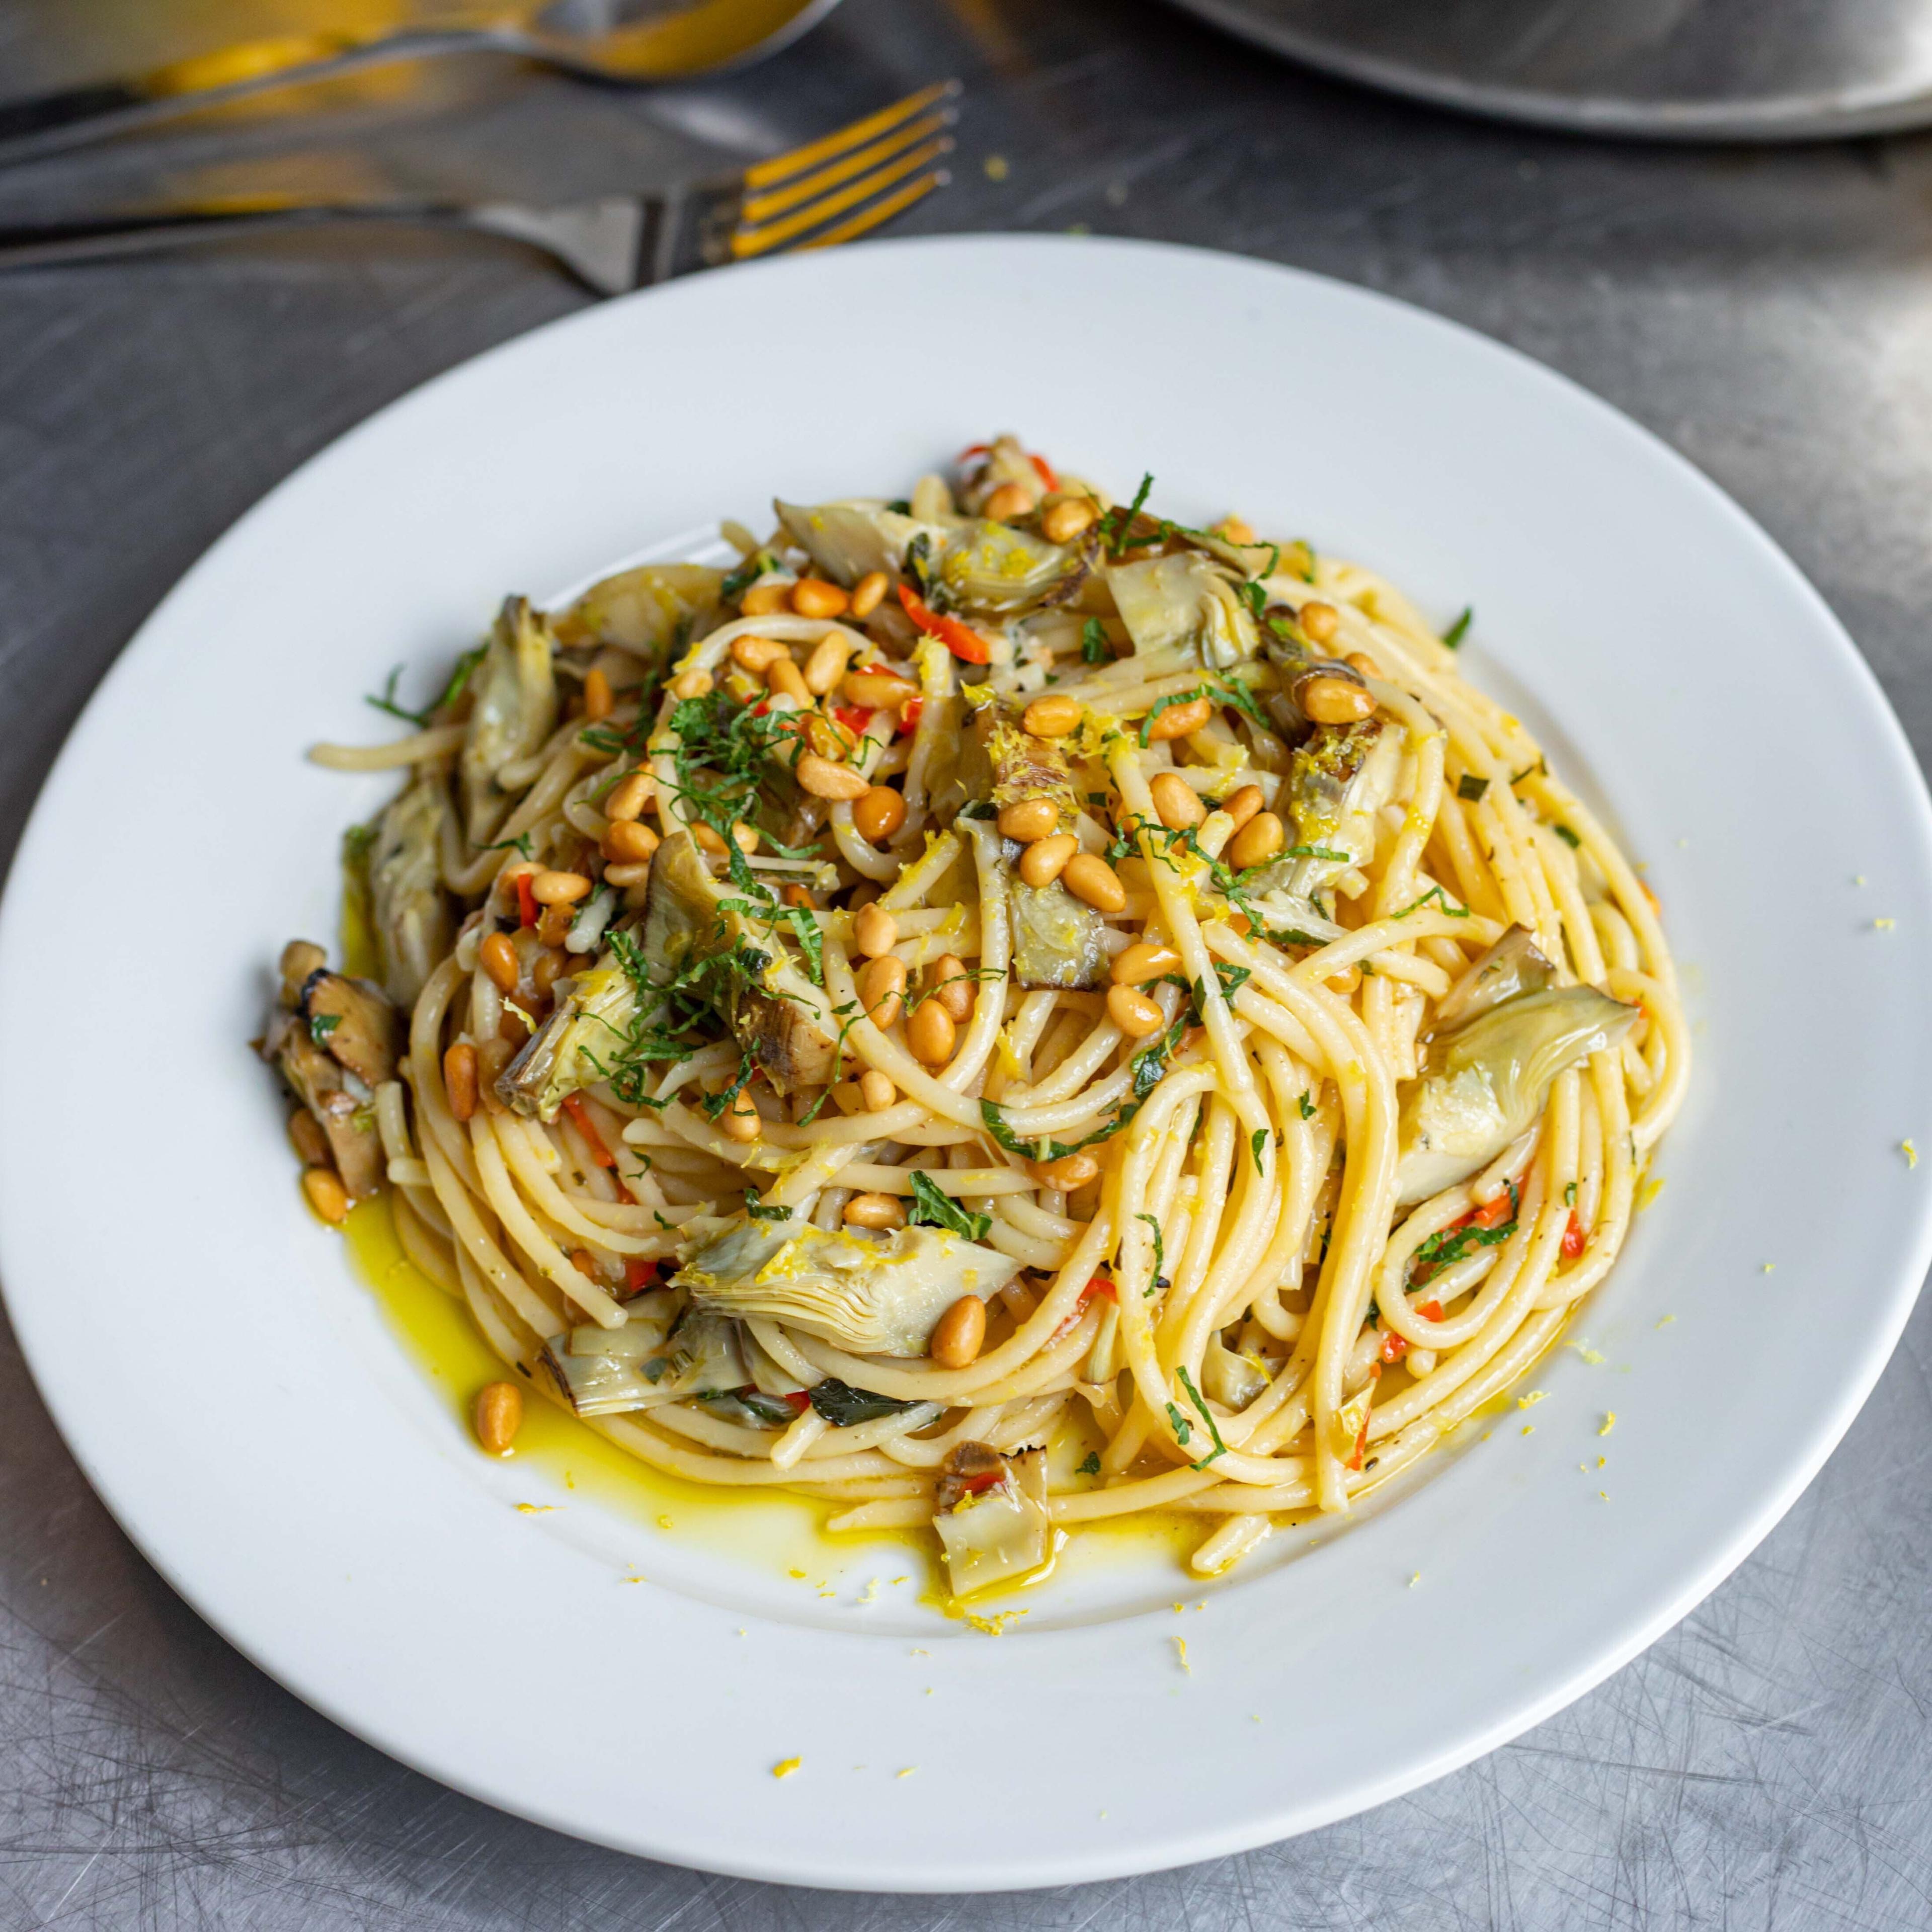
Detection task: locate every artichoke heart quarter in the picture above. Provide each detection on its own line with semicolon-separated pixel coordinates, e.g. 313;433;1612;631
673;1216;1021;1358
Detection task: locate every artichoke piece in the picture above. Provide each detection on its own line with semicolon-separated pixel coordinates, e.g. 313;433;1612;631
459;596;558;846
933;1443;1053;1598
1395;985;1640;1205
277;939;326;1009
1009;876;1107;992
496;952;638;1121
555;562;721;659
367;775;452;1007
775;499;937;587
1106;550;1259;670
1200;1335;1269;1412
297;969;401;1090
673;1215;1020;1357
1240;717;1402;913
1433;926;1558;1034
541;1304;740;1417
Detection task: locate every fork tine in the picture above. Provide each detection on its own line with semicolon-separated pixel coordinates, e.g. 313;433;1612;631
733;139;949;259
741;80;960;193
779;170;948;258
742;111;953;224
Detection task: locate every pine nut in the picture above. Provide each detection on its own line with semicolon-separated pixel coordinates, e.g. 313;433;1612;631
302;1167;351;1224
740;582;792;616
288;1109;331;1169
844;1192;907;1230
906;1000;956;1068
1345;651;1382;679
1040;497;1098;543
1149;771;1204;830
532;870;590;905
1220;784;1264;832
854;903;899;959
1227;811;1286;870
604;860;653;889
694;822;758;856
570;1248;598;1279
1035;1151;1099;1190
602;820;659;864
535;900;574;948
803;630;853;694
791;579;850;619
985;481;1034;521
1022;694;1082;738
1147;695;1213;743
1327;963;1362;996
1112;940;1183;985
474;1381;523;1456
1018;832;1077;888
996;796;1059;842
1106;984;1165;1038
782;883;817;910
859;1068;896;1111
476;1040;512;1114
604;771;654;822
444;1041;480;1121
767;656;810;703
668;668;712;700
1062;852;1126;913
479;931;520;993
1299;601;1340;643
1215;515;1257;545
929;954;974;1022
532;947;572;1000
849;571;890;620
852;785;907;844
1296;673;1375;725
857;954;908;1028
583;667;613;721
796;752;871;800
842;669;919;710
719;1089;761;1142
930;1294;986;1367
730;633;787;672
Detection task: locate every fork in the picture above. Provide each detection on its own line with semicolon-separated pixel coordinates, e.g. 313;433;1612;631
0;82;955;294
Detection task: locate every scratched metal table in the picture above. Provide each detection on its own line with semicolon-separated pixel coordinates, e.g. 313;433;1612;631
3;1;1931;1924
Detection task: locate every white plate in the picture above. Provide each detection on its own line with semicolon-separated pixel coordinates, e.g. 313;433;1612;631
3;235;1928;1891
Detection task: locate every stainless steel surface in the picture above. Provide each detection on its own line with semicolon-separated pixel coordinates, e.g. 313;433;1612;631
1170;0;1932;139
4;0;1932;1922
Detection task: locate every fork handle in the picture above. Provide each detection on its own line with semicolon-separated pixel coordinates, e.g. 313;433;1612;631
0;205;467;272
0;27;506;165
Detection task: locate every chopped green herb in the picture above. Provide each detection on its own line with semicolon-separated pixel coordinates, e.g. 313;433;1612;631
808;1379;918;1426
1456;773;1489;803
1392;883;1469;920
1564;1181;1578;1206
1285;844;1350;864
365;666;428;728
1250;1128;1268;1175
1299;1090;1317;1120
1554;823;1581;849
745;1193;790;1222
908;1171;992;1243
1442;607;1473;649
1077;1452;1102;1476
1135;1212;1166;1290
1175;1365;1229;1468
307;1012;340;1045
1164;1402;1193;1447
1081;617;1110;665
1104;472;1155;559
1139;686;1206;748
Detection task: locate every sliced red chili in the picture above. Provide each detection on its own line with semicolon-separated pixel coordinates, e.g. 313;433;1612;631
1029;451;1060;492
1379;1329;1408;1363
898;583;990;665
1416;1299;1444;1322
832;704;873;736
898;695;924;736
783;1390;812;1414
513;871;537;931
1562;1210;1586;1260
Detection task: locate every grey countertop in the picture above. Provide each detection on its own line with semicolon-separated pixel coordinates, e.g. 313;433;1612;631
4;2;1932;1925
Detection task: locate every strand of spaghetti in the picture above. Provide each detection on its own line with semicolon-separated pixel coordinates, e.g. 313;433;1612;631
467;1115;626;1326
308;723;465;770
493;1115;659;1253
424;1131;566;1341
1608;966;1689;1151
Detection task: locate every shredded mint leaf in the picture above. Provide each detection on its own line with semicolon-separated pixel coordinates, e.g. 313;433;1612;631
1250;1127;1267;1176
908;1171;992;1242
1176;1364;1229;1468
1081;617;1110;665
744;1193;790;1222
1078;1452;1102;1476
1442;607;1473;649
1457;773;1489;802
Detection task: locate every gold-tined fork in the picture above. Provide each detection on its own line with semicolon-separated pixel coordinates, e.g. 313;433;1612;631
0;81;957;294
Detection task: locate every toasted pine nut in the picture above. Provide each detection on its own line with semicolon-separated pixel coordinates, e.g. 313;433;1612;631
474;1381;523;1456
602;819;659;864
443;1041;480;1121
849;571;891;619
803;630;854;694
1022;693;1082;738
475;1040;513;1114
604;771;654;822
604;859;653;889
857;954;908;1028
479;931;520;993
1106;983;1165;1038
1035;1151;1099;1190
535;899;575;948
854;903;899;959
1018;832;1077;888
844;1192;907;1230
1040;497;1098;543
582;667;613;721
791;578;850;619
1345;651;1382;680
1147;695;1214;742
1296;673;1375;725
767;655;810;703
985;481;1034;521
1215;515;1257;545
930;1294;987;1368
719;1089;761;1142
796;752;871;800
1327;963;1362;996
288;1108;331;1168
532;870;590;906
1299;600;1340;644
842;669;919;710
1062;852;1126;913
1227;811;1286;871
996;796;1059;842
1220;784;1264;833
852;784;907;844
740;582;792;616
906;999;956;1068
533;947;572;1000
302;1166;351;1225
1113;940;1183;985
1149;771;1204;831
730;632;787;672
669;668;712;700
570;1247;598;1279
929;954;974;1022
782;883;817;910
859;1068;896;1111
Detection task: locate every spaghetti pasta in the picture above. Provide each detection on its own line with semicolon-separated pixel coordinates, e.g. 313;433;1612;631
260;436;1685;1594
